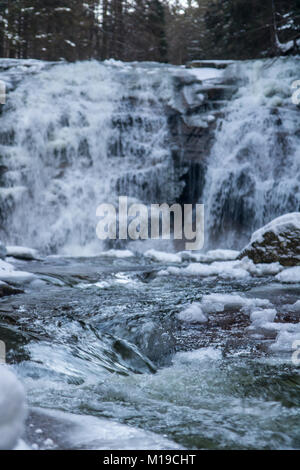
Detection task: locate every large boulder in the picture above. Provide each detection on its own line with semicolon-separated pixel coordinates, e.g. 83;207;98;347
239;213;300;266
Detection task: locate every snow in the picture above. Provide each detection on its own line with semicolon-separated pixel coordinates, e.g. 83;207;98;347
179;249;239;263
65;40;76;48
187;67;223;81
291;300;300;313
0;258;15;272
250;308;277;324
270;323;300;353
175;293;272;325
54;7;71;12
145;249;181;263
275;266;300;283
98;249;134;259
199;293;271;314
157;256;285;280
249;212;300;245
177;303;208;324
6;245;40;260
0;366;26;450
175;260;250;280
13;439;31;450
204;249;239;261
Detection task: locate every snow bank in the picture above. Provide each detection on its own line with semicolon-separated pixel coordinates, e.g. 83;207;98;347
177;303;207;324
187;67;223;81
0;366;26;450
98;249;134;259
199;293;271;314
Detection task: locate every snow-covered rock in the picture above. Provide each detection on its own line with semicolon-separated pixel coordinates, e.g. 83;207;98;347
0;258;36;286
98;249;134;259
177;303;208;324
275;266;300;283
239;213;300;266
0;366;26;450
6;245;40;261
199;293;271;314
145;249;181;264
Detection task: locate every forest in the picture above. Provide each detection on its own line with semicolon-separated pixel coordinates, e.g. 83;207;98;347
0;0;300;64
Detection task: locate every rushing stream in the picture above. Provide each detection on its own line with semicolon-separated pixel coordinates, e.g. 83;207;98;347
0;57;299;450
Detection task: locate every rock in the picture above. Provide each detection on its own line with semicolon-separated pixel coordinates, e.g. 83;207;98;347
0;280;23;297
0;241;7;259
239;213;300;266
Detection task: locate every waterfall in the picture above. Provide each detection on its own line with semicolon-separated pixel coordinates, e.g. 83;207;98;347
0;60;187;254
0;57;299;254
203;57;300;249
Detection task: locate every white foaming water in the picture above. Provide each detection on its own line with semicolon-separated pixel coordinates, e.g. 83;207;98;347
0;60;184;255
203;57;300;249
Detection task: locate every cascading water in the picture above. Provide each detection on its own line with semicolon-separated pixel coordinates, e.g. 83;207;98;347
0;60;186;254
203;57;300;249
0;57;300;253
